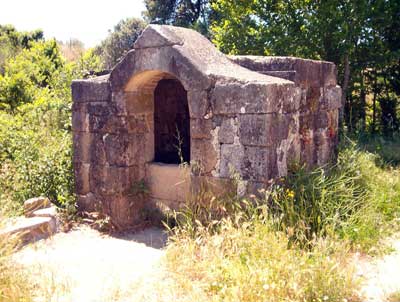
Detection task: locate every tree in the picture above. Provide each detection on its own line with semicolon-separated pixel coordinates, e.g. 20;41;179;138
0;25;44;74
210;0;400;135
95;17;147;69
0;39;64;111
144;0;211;35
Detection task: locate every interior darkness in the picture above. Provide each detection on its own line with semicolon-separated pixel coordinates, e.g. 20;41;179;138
154;79;190;164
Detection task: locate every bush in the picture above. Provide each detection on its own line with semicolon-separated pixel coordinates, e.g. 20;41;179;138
269;141;400;250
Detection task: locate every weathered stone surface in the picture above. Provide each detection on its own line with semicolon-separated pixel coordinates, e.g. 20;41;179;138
104;133;143;166
74;163;90;195
146;163;190;202
242;146;278;181
219;118;236;144
90;164;146;197
32;206;57;218
71;77;111;103
24;197;51;217
219;144;245;178
76;193;102;213
190;175;236;198
73;132;92;163
71;24;341;230
0;216;56;244
191;118;212;139
229;56;337;88
238;114;292;147
71;103;89;132
133;25;183;49
191;138;218;174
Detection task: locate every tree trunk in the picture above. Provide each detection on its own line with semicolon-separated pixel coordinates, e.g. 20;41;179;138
340;53;350;132
372;76;377;133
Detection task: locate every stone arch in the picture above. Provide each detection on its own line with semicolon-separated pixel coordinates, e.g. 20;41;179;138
121;70;191;164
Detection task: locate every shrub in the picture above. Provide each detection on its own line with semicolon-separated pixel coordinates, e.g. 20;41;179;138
270;141;400;250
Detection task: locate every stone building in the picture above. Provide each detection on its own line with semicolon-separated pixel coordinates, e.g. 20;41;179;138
72;25;341;229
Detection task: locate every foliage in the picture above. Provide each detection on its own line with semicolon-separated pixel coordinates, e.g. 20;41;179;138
0;39;64;112
144;0;210;35
95;17;146;69
0;27;103;214
0;25;43;74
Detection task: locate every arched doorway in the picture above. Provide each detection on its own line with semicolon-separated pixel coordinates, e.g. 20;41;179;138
153;79;190;164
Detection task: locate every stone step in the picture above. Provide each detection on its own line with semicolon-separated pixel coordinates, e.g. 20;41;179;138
24;197;51;217
32;206;57;218
0;216;57;245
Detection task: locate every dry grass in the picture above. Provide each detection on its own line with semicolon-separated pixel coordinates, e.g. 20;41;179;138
0;222;33;302
164;218;361;302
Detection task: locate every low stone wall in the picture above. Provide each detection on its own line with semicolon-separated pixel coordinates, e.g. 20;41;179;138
230;56;342;169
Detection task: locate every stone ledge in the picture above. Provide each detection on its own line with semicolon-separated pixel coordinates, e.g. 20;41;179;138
0;216;57;244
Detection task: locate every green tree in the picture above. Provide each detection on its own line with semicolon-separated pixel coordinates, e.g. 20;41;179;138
0;39;64;111
144;0;211;35
211;0;400;135
95;17;147;69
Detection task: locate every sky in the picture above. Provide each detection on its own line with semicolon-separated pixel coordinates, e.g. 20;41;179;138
0;0;146;48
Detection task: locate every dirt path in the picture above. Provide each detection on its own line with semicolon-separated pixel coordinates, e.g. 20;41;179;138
355;235;400;302
14;225;168;302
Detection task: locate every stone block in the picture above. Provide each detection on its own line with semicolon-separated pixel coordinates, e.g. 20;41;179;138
89;165;141;196
187;90;210;118
320;86;342;110
239;114;291;147
71;103;89;132
108;194;145;230
219;144;244;178
191;138;218;174
190;118;212;139
0;216;57;244
127;114;151;134
124;91;154;115
104;133;143;166
219;118;236;144
73;132;92;163
72;78;111;103
32;206;57;218
314;111;329;129
190;175;236;198
300;129;315;167
74;163;90;195
314;129;331;165
24;197;51;217
241;146;278;181
90;134;107;165
77;193;102;213
146;163;191;202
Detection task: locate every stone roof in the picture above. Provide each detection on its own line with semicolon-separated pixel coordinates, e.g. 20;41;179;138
122;25;292;85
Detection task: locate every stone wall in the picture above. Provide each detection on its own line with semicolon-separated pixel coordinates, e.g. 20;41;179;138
230;56;342;169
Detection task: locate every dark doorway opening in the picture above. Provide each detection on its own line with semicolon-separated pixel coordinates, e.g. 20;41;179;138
154;79;190;164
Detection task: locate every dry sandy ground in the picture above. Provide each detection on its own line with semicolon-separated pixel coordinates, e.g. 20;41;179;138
13;225;400;302
14;225;169;302
355;234;400;302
